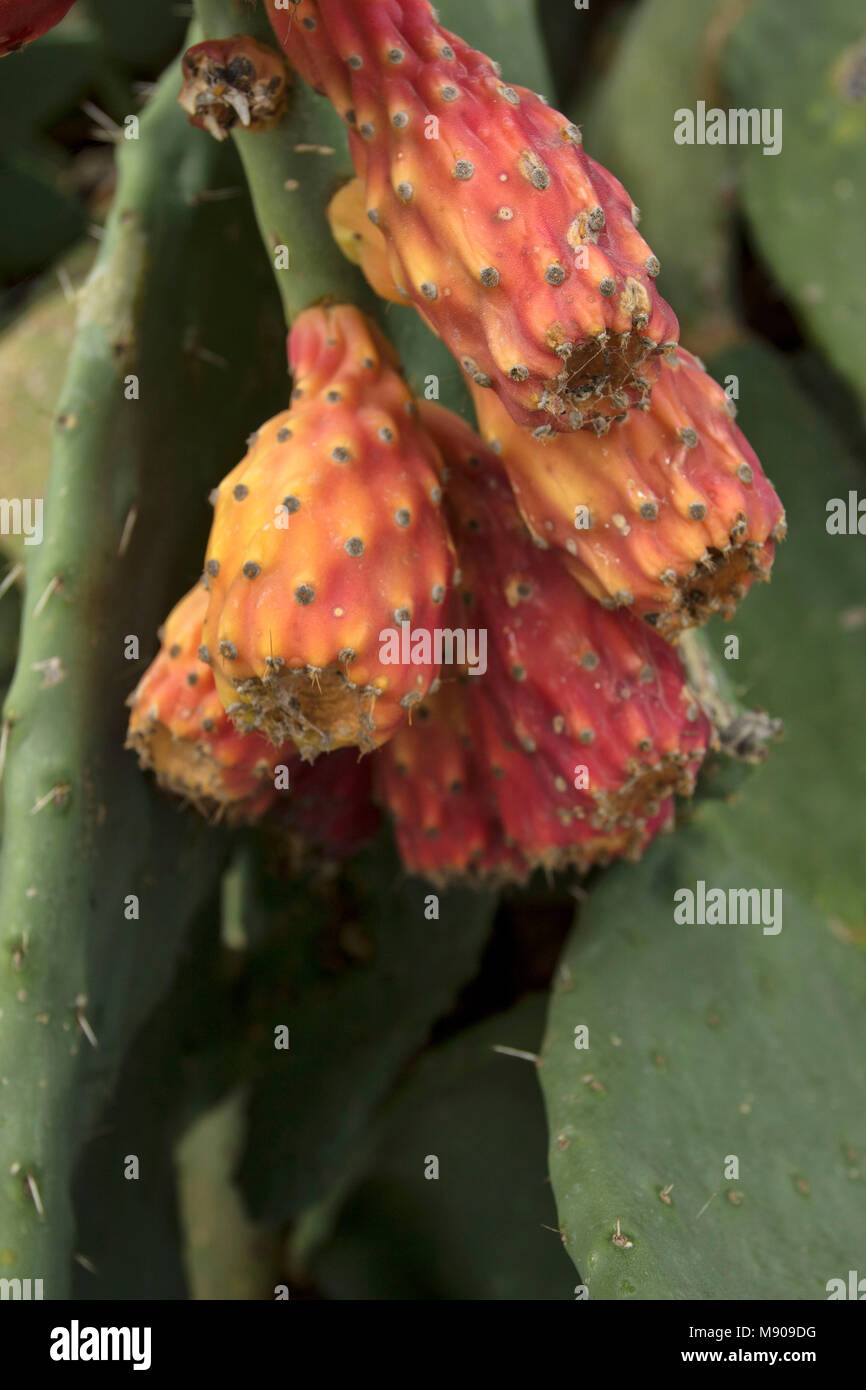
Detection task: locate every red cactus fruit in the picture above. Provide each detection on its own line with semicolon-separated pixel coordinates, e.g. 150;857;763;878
126;584;291;823
201;303;456;760
468;348;787;636
265;0;678;434
179;36;290;142
466;676;678;874
377;676;679;883
268;746;382;858
420;402;712;848
0;0;75;55
375;680;525;884
324;178;785;635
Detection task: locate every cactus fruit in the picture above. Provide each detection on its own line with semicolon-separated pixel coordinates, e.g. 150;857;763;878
469;675;681;874
321;183;785;634
265;0;678;434
127;584;290;823
421;402;712;848
376;680;524;883
201;302;455;760
327;177;403;306
377;677;679;883
273;745;381;856
179;36;290;142
0;0;75;55
128;584;379;849
468;349;787;636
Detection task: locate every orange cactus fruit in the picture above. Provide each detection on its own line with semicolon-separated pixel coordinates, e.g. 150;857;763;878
321;181;785;636
200;303;456;760
327;177;404;305
126;584;290;823
468;348;787;636
265;0;678;433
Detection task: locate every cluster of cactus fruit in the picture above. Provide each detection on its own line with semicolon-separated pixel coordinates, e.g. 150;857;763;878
127;0;786;884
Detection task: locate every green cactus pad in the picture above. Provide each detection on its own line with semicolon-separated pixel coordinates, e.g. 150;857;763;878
541;818;866;1299
314;996;573;1300
583;0;738;345
236;834;497;1225
725;0;866;412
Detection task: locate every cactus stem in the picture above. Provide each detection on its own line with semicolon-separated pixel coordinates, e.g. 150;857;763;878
193;0;374;325
0;29;247;1298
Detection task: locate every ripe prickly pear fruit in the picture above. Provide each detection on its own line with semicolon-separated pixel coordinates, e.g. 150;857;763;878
327;178;403;305
265;0;678;433
377;676;677;883
465;676;679;875
469;348;787;636
201;303;455;760
0;0;75;55
179;36;289;142
126;584;291;823
421;402;711;847
375;681;525;884
322;184;784;637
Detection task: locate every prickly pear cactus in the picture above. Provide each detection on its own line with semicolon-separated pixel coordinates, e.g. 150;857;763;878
0;0;863;1310
0;34;286;1296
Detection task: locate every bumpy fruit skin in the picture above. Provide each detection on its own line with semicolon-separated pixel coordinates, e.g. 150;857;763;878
323;187;786;638
377;677;676;884
469;349;787;636
420;403;712;860
0;0;75;55
265;0;678;433
376;680;523;884
126;584;290;823
201;303;455;760
179;36;289;142
466;677;677;875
